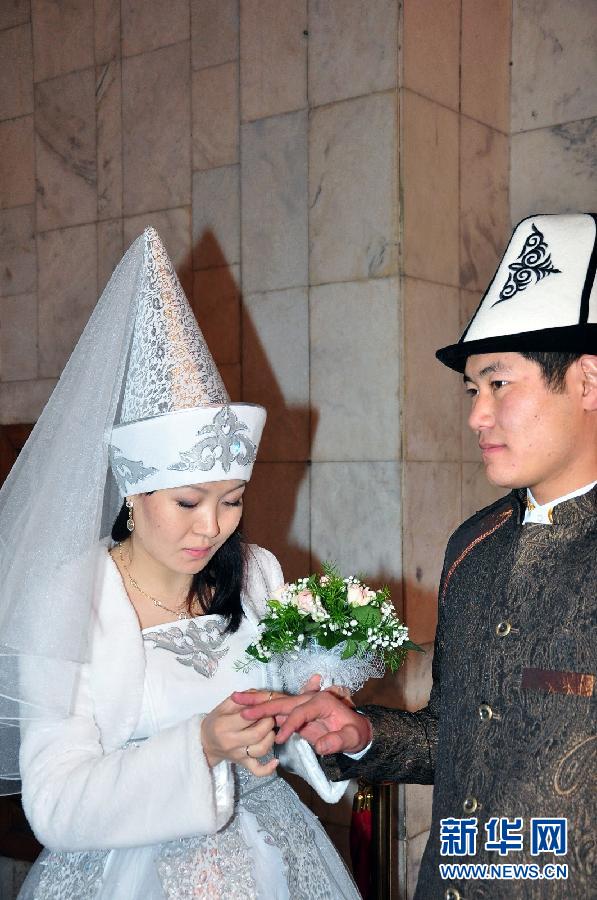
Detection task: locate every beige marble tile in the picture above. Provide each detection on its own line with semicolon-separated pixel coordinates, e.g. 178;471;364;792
97;218;123;294
121;0;189;57
240;0;306;121
510;118;597;225
0;205;36;296
0;378;57;425
192;165;240;270
309;92;398;285
31;0;94;82
403;461;461;644
310;278;400;461
0;116;34;209
310;461;402;582
395;640;434;712
403;90;459;286
462;462;508;521
308;0;397;106
122;42;191;216
402;0;459;110
191;0;238;70
460;119;509;292
37;224;97;377
0;0;30;31
94;0;120;65
124;206;192;295
404;278;461;462
511;0;597;132
192;63;239;170
96;59;122;220
242;287;309;461
242;461;311;583
0;293;37;380
35;69;96;231
0;24;33;120
405;783;433;839
407;829;430;900
460;289;484;462
461;0;511;133
241;111;307;292
192;264;240;365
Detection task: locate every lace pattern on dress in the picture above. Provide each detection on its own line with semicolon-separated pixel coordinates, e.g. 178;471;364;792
156;815;257;900
30;848;109;900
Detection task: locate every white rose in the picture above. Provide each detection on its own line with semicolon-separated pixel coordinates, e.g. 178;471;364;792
270;583;289;603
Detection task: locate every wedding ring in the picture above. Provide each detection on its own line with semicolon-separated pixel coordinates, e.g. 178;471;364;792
267;690;273;701
245;745;252;757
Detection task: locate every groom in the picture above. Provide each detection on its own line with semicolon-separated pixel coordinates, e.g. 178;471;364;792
235;213;597;899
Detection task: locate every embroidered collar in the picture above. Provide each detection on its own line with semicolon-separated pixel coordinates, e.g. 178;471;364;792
523;481;597;525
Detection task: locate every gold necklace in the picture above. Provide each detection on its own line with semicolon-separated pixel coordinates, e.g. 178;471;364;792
118;543;189;620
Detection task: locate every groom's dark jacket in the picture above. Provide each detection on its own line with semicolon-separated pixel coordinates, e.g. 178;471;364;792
323;487;596;899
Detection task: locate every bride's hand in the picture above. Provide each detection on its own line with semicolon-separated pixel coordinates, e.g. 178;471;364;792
201;695;279;777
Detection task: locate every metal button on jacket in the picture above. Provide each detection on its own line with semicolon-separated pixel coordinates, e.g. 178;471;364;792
445;888;462;900
463;796;478;813
478;702;493;721
496;620;512;636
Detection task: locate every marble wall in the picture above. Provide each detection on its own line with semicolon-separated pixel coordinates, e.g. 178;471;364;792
2;1;593;897
399;1;511;891
510;0;597;222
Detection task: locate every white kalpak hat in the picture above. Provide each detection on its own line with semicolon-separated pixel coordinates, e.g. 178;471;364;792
109;228;266;495
437;213;597;372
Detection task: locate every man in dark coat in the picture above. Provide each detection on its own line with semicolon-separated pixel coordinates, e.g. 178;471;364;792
236;213;597;898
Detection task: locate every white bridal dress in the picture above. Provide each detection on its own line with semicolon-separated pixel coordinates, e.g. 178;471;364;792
18;611;361;900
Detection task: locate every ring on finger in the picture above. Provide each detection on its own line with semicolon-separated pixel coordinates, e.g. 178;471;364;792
267;690;273;701
245;745;253;758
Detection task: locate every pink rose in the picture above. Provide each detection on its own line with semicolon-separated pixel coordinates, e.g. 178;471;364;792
295;589;317;615
270;583;289;602
347;584;375;606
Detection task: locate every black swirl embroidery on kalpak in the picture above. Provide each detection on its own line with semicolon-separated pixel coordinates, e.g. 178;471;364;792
493;223;561;306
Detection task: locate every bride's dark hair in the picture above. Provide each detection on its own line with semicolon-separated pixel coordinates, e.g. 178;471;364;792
111;500;245;633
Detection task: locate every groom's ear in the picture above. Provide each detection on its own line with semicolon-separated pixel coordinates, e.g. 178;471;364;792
579;355;597;410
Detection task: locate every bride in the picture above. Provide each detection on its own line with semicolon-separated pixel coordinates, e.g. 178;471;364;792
1;228;361;899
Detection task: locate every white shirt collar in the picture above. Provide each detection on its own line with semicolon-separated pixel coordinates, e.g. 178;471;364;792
523;481;597;525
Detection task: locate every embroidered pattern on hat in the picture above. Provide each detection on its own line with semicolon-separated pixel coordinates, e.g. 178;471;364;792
493;224;561;306
109;446;158;493
167;406;257;473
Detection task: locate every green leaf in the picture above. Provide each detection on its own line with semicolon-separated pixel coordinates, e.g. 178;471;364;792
352;605;382;627
341;639;358;659
402;640;425;653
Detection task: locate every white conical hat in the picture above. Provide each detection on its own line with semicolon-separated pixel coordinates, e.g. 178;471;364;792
437;213;597;371
109;228;265;494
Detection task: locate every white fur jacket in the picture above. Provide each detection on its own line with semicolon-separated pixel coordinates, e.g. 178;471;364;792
19;543;348;852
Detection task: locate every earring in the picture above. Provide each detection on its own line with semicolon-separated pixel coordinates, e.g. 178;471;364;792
126;499;134;532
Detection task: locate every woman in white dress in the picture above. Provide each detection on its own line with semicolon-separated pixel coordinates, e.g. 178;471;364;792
0;228;361;899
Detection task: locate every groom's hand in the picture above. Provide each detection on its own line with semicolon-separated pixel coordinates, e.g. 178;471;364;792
232;689;372;755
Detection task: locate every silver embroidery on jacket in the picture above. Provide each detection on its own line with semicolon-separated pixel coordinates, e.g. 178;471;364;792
143;619;230;678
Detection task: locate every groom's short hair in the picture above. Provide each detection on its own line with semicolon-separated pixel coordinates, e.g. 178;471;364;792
518;351;583;392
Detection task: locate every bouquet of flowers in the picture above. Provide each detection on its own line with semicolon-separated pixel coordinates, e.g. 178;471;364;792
240;563;422;694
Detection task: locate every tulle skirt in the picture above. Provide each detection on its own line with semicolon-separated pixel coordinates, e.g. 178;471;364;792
18;773;361;900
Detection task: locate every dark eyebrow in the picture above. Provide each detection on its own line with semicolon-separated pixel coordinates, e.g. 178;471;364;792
183;482;245;495
464;361;511;383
